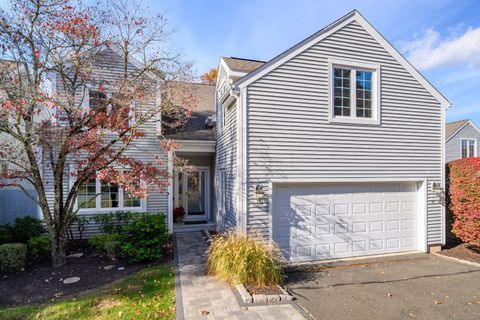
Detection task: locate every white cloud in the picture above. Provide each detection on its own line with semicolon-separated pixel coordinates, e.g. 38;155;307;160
402;27;480;70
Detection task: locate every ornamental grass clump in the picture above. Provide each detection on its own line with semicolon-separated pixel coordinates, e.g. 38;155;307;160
207;230;284;287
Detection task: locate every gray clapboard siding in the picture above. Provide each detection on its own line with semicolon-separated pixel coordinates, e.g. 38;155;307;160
446;123;480;163
215;77;238;231
245;21;444;245
42;48;168;220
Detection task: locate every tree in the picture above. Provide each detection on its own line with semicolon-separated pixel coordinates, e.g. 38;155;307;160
449;158;480;245
0;0;194;266
200;68;218;85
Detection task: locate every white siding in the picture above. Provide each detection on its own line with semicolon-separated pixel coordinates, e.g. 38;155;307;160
245;21;444;245
446;123;480;163
43;48;168;229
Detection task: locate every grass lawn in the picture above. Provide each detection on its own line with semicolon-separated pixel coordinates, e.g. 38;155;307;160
0;265;175;320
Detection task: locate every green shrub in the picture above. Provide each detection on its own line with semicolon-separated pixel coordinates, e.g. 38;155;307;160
93;211;136;234
0;224;14;245
104;240;122;259
28;236;51;260
0;243;27;272
207;230;284;287
12;217;45;243
89;233;121;254
121;213;169;262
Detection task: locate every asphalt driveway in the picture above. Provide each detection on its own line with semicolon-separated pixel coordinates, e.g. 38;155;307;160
285;253;480;320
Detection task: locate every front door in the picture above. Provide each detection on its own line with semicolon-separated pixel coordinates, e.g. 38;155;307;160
174;167;209;221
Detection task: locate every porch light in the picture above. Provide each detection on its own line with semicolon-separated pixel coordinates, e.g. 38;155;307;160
255;185;266;204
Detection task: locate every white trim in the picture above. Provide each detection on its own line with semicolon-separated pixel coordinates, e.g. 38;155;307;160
441;106;446;245
328;58;381;125
234;10;451;109
238;87;248;234
167;151;173;233
446;120;480;143
175;140;216;153
460;138;477;159
270;178;429;256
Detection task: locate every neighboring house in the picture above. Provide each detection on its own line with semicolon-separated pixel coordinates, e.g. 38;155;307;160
1;10;454;264
214;10;450;263
445;119;480;163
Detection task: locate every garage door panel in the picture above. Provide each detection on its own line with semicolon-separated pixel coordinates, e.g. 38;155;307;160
272;183;419;262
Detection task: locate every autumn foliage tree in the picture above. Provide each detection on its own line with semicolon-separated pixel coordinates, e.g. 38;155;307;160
448;158;480;245
0;0;194;266
200;68;218;85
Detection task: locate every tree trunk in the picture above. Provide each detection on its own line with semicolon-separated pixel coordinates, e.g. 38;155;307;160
51;235;66;267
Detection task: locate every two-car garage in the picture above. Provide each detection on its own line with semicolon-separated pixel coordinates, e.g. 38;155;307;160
272;182;424;262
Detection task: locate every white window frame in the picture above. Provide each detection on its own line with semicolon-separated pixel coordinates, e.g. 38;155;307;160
217;169;226;214
460;138;477;158
328;58;381;125
71;167;146;214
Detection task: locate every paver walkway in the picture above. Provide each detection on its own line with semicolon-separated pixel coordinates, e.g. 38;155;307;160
175;232;307;320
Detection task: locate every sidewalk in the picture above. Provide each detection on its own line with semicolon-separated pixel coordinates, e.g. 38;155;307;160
174;232;307;320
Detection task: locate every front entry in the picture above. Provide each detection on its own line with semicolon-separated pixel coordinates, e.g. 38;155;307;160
174;167;210;221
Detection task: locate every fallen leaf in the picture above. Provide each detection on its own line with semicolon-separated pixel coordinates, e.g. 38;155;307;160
434;300;442;305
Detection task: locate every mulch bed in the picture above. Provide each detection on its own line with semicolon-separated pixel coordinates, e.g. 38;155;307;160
245;284;283;295
440;242;480;264
0;239;172;307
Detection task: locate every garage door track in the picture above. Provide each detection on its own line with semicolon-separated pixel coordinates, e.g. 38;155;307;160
285;253;480;320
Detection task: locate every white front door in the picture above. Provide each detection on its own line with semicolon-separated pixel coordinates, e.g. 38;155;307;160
175;167;210;221
272;182;419;262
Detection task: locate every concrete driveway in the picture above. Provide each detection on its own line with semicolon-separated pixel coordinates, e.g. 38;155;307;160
285;253;480;320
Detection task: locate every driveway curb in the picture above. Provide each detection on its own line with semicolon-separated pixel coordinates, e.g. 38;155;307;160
433;252;480;268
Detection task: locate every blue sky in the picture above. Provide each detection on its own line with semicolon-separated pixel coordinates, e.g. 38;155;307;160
153;0;480;124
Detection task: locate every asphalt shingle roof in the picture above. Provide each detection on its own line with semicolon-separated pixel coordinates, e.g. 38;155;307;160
222;57;265;74
445;119;469;141
163;82;216;141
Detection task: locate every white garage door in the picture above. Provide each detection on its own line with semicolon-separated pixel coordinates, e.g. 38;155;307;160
272;182;419;262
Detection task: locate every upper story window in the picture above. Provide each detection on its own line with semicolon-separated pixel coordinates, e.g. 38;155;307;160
461;139;476;158
329;59;380;125
89;90;108;113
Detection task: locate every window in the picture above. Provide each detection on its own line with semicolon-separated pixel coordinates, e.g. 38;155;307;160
218;170;226;213
330;60;379;124
78;177;96;209
461;139;476;158
77;175;143;211
89;90;108;112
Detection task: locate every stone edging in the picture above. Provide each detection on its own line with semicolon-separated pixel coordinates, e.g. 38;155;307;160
433;252;480;268
235;283;293;304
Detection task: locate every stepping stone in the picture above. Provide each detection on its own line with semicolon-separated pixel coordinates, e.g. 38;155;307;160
118;267;125;271
103;265;115;270
63;277;80;284
66;253;83;258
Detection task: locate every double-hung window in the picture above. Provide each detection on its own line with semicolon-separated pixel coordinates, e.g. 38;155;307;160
330;59;380;124
461;139;476;158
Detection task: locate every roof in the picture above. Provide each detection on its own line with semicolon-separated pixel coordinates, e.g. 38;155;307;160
222;57;265;74
233;10;451;109
163;82;216;141
445;120;469;141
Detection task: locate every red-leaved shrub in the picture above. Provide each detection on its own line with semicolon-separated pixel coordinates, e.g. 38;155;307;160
449;158;480;244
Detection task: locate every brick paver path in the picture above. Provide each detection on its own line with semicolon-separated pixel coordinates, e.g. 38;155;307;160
175;232;307;320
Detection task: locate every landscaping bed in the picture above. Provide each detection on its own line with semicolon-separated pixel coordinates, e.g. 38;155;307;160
0;264;175;320
0;239;172;307
440;243;480;264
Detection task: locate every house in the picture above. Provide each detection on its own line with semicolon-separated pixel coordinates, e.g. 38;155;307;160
213;10;451;263
1;10;453;264
445;119;480;163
